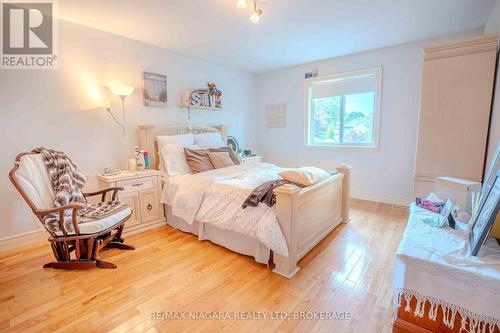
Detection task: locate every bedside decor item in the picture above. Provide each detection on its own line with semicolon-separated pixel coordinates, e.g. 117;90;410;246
128;159;136;172
266;103;286;128
143;72;167;107
144;151;150;169
9;149;135;270
108;83;134;170
469;170;500;256
133;146;146;171
227;135;239;153
103;166;121;176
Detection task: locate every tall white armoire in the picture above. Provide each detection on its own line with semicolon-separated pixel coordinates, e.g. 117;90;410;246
413;34;498;197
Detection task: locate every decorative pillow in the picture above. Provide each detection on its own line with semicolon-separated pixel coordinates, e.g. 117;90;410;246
208;152;235;169
157;134;195;172
194;132;225;147
184;147;215;174
208;147;240;165
160;144;194;176
278;167;331;186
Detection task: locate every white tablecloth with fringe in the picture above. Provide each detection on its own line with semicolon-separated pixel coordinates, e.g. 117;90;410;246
393;204;500;332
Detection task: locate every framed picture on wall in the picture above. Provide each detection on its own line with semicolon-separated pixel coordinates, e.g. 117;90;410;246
143;72;167;107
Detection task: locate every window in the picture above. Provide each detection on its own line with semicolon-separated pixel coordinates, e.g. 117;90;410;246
305;67;382;149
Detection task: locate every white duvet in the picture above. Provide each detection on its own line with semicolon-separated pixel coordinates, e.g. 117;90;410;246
161;163;289;256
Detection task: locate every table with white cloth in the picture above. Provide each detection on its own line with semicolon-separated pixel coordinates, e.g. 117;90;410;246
393;204;500;332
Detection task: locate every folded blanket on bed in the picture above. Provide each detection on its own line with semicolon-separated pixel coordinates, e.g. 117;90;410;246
242;179;290;209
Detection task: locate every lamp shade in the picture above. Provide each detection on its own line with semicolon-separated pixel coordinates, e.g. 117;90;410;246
110;84;134;97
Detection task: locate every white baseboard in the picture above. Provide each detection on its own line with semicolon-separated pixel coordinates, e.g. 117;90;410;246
0;219;167;253
0;228;47;253
351;191;412;207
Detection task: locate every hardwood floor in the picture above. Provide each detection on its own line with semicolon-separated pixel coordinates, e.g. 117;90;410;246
0;200;408;333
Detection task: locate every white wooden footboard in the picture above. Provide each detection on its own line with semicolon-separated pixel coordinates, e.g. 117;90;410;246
272;165;351;278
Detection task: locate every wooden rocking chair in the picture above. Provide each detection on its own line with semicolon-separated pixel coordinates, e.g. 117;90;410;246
9;151;135;269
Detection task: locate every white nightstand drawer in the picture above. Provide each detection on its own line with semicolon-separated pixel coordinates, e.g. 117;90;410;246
117;176;157;192
119;191;141;227
139;189;160;222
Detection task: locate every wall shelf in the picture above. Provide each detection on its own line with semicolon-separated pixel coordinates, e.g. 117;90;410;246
180;83;223;111
177;104;223;111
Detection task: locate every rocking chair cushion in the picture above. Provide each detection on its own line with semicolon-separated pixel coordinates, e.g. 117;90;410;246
53;206;132;236
14;154;56;209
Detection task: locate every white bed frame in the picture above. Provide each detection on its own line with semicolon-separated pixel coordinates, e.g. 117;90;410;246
138;123;351;278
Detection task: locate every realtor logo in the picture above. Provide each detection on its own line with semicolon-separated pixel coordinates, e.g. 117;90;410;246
1;1;58;69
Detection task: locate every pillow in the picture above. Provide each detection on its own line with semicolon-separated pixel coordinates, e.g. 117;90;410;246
207;147;240;165
278;167;331;186
157;134;195;172
157;133;195;147
208;152;235;169
160;144;194;176
194;132;225;147
184;147;215;174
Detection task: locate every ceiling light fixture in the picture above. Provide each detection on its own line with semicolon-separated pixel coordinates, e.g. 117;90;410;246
236;0;246;9
237;0;262;23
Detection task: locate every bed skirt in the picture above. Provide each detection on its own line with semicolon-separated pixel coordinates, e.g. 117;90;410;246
164;205;271;264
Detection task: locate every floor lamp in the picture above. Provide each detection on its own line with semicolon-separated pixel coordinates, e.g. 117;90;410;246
107;84;134;171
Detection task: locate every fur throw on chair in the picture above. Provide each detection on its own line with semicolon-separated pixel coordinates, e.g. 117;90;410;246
33;147;126;233
32;147;87;206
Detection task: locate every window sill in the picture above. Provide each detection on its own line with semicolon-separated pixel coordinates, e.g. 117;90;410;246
304;144;379;152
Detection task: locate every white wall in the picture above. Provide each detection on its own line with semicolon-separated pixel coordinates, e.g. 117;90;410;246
485;0;500;34
255;31;480;205
485;0;500;169
0;19;257;240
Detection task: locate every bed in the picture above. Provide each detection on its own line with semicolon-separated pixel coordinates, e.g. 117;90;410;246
138;123;351;278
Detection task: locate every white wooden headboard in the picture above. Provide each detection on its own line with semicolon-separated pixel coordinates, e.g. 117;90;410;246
138;123;228;170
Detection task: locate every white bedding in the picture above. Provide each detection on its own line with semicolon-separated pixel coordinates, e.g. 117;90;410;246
161;163;289;256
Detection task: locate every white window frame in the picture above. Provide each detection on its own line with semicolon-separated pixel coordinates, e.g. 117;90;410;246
304;66;382;151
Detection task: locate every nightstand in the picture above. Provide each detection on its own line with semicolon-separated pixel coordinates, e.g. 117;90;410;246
96;170;166;236
240;155;263;165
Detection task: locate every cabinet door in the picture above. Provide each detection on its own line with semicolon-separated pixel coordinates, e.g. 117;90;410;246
119;192;141;227
139;188;160;223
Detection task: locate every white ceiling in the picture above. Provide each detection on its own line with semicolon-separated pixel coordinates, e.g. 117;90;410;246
58;0;495;74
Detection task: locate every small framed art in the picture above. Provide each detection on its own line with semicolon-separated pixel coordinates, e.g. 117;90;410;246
143;72;167;107
469;170;500;256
